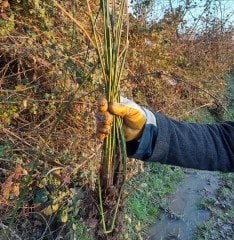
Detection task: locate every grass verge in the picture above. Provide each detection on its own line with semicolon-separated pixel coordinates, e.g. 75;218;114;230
122;162;184;240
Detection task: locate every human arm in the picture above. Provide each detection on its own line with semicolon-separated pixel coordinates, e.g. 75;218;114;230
127;110;234;172
96;98;234;172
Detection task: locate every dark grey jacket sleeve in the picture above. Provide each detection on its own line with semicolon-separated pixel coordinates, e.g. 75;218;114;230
126;111;234;172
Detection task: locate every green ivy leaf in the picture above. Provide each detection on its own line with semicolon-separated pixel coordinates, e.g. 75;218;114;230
34;189;49;204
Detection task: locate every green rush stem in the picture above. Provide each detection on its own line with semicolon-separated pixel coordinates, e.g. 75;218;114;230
102;0;109;75
116;46;128;95
86;0;107;84
113;1;127;100
98;177;107;232
117;118;127;175
106;1;113;79
111;117;117;174
98;0;129;234
105;134;112;186
98;171;125;234
116;0;126;30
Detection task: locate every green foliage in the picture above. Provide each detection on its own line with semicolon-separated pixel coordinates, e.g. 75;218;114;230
0;103;19;125
0;14;15;36
71;220;93;240
0;143;11;158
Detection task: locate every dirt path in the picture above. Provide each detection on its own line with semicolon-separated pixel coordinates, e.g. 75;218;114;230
148;169;220;240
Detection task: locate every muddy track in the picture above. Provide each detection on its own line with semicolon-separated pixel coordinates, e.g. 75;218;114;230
148;169;220;240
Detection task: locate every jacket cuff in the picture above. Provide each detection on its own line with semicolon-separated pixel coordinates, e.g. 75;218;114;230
127;109;158;160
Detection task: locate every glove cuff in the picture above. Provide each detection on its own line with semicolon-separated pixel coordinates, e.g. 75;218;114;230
142;107;157;127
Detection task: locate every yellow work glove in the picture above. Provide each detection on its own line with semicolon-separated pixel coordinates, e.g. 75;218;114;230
96;97;146;141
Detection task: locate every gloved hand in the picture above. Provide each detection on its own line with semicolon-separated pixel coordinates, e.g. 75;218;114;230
96;97;146;141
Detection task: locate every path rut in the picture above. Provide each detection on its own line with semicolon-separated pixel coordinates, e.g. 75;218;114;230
149;169;220;240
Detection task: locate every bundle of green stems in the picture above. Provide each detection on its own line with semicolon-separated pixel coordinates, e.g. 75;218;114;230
89;0;129;233
52;0;129;233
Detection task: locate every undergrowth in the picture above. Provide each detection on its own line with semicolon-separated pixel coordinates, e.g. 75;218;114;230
123;163;183;239
0;0;233;239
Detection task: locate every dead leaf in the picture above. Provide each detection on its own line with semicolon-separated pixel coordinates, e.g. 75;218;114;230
43;205;54;216
1;0;10;9
15;85;26;92
0;12;8;20
60;211;68;223
12;183;20;197
62;175;71;184
2;180;12;200
51;203;59;212
87;218;98;229
14;164;28;180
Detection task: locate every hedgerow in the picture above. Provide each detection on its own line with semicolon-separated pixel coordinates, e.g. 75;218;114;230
0;0;233;239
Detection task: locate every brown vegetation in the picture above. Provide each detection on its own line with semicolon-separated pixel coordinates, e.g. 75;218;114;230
0;0;233;239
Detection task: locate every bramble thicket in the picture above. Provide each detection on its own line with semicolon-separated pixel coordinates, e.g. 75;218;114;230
0;0;233;239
